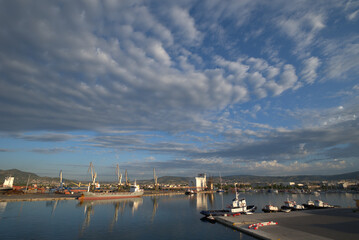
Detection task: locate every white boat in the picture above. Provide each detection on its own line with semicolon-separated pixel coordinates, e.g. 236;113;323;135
292;204;305;210
200;185;256;217
281;199;296;210
262;204;279;213
314;200;334;208
303;200;315;209
185;189;195;195
0;176;14;192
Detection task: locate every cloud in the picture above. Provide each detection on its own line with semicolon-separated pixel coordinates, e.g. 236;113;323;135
12;132;77;142
301;57;321;84
31;148;70;154
322;38;359;80
275;9;326;57
347;9;359;20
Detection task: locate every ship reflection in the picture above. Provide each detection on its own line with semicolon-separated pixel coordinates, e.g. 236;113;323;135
151;197;159;222
78;198;143;234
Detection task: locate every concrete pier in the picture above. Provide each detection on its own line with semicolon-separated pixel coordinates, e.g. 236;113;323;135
0;193;79;202
216;208;359;240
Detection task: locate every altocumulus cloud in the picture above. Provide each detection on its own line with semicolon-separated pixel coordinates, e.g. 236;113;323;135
0;0;358;177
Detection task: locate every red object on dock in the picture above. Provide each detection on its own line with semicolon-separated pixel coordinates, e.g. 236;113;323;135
248;221;278;230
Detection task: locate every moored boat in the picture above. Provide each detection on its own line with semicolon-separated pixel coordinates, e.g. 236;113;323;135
314;199;334;209
292;204;305;210
200;185;256;218
185;189;196;195
78;183;144;201
303;200;315;209
262;204;279;213
281;199;295;210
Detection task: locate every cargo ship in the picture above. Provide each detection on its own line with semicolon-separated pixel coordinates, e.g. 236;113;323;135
78;183;144;201
78;162;144;201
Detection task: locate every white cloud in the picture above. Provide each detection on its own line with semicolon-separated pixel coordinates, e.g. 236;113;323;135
148;42;171;66
347;9;359;20
169;6;202;45
276;12;326;56
301;56;321;84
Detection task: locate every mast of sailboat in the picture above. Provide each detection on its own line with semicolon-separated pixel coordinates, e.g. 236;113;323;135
219;172;223;189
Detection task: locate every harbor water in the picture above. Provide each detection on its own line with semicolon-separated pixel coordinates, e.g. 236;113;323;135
0;191;357;240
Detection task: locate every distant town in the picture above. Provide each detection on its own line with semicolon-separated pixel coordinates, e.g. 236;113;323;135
1;169;358;195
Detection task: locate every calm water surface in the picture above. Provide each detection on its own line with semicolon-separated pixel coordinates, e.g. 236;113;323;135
0;192;358;240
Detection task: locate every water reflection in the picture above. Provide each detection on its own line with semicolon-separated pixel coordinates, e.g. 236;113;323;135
151;197;158;222
77;198;143;234
188;193;218;210
0;202;7;214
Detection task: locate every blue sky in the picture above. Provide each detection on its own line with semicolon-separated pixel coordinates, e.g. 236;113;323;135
0;0;358;181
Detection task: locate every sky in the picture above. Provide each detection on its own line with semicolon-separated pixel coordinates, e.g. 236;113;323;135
0;0;359;181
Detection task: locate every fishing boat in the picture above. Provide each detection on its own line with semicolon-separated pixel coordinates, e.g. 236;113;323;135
303;200;315;209
262;204;279;213
292;204;306;210
281;199;295;210
314;200;334;209
200;185;256;217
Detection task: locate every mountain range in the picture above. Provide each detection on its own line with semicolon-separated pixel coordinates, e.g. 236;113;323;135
1;169;358;186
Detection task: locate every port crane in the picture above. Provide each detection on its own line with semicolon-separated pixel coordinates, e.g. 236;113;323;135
116;164;122;188
88;162;97;191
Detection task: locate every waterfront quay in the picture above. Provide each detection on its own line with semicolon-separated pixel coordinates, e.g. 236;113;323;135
0;190;196;202
216;208;359;240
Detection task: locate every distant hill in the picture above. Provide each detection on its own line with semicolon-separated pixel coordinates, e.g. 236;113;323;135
220;171;359;184
1;169;358;186
0;169;68;186
138;176;191;185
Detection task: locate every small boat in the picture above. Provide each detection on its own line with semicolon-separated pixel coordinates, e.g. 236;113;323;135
185;189;196;195
200;185;256;218
314;200;334;209
312;191;320;196
292;204;305;210
281;199;305;211
262;204;279;213
281;199;296;210
303;200;315;209
280;208;291;213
